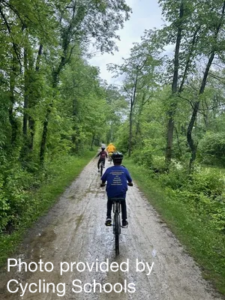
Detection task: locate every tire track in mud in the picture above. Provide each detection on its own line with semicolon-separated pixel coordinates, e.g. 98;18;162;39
0;158;223;300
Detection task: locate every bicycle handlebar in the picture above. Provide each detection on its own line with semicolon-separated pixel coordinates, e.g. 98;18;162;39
100;182;133;187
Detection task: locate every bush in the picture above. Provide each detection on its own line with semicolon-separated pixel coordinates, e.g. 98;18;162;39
131;148;153;167
0;165;35;232
158;166;188;189
198;132;225;166
174;170;225;232
150;163;225;232
187;171;224;198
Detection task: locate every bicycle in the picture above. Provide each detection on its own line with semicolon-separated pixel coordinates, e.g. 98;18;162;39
111;198;124;255
101;182;133;256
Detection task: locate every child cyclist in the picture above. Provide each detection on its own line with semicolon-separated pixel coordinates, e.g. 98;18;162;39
100;152;133;227
97;147;108;172
106;142;116;162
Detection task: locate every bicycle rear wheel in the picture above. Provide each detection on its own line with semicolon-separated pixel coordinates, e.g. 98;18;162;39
114;212;120;255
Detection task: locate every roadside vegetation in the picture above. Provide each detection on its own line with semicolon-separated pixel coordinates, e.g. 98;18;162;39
124;159;225;295
0;0;130;263
0;151;94;265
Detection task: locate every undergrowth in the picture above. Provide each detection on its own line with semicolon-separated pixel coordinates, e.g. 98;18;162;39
0;150;94;265
125;157;225;296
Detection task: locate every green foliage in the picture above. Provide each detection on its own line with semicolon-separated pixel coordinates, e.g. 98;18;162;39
151;155;167;170
156;166;225;233
114;122;130;153
178;170;225;232
0;164;35;232
0;151;94;265
198;132;225;166
131;148;153;167
104;84;128;143
125;158;225;295
0;0;131;235
158;167;185;189
187;171;224;198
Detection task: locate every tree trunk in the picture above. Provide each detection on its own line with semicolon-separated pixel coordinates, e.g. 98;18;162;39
28;44;43;151
39;48;70;163
175;126;182;159
187;101;199;172
40;74;56;163
135;92;147;144
40;106;51;163
165;0;184;167
23;47;28;136
128;102;133;157
128;73;138;157
9;59;18;145
165;105;176;166
28;118;35;150
90;134;95;150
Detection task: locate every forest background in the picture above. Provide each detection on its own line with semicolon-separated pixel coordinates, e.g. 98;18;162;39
0;0;225;296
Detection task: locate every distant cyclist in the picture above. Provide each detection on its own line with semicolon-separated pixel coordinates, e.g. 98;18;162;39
106;142;116;154
101;152;133;227
106;142;116;162
97;147;108;172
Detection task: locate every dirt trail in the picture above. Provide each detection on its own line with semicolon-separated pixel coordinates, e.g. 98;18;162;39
0;158;223;300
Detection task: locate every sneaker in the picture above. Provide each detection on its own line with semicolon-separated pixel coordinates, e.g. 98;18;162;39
105;218;112;226
122;220;128;227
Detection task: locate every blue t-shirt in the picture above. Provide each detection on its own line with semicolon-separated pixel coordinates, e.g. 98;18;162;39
101;165;132;198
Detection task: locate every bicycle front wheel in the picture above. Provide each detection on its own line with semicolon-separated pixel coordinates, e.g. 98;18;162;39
114;212;120;255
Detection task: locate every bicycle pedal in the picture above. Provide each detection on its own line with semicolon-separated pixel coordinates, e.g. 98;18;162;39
105;221;112;226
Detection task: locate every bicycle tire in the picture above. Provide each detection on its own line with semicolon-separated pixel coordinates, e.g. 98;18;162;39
114;212;120;255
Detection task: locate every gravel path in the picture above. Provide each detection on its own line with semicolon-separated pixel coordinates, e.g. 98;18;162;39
0;158;222;300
